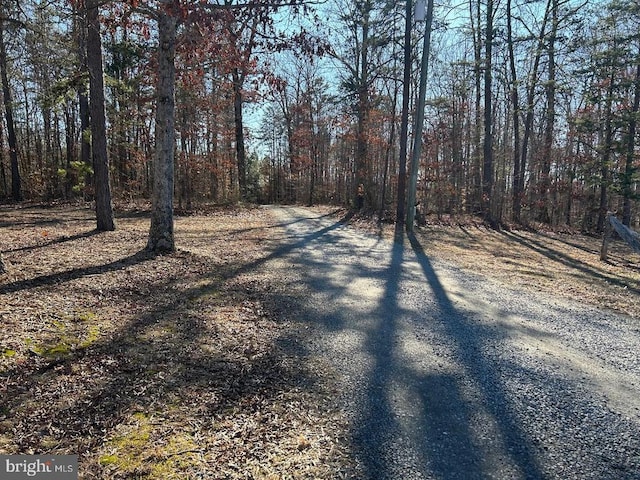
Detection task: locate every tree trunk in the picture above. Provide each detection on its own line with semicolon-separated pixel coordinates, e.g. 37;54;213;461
623;61;640;226
355;1;371;208
566;142;578;226
75;1;92;196
600;213;613;261
538;0;558;224
79;90;91;168
0;118;7;198
597;69;616;233
42;103;58;198
470;0;483;213
148;7;177;253
396;0;412;230
507;0;522;223
482;0;494;223
519;0;552;223
232;67;247;201
86;0;115;230
0;18;21;202
379;80;399;221
407;0;435;231
63;107;75;199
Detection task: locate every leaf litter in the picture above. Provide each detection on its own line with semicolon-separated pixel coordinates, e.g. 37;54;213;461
0;203;357;479
3;203;637;479
333;209;640;319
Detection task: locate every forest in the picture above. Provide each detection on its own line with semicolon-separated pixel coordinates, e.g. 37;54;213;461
3;2;640;476
1;0;639;235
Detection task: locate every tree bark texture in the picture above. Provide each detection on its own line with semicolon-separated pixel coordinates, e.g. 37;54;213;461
538;0;558;224
407;0;435;231
596;69;615;233
76;2;92;186
86;0;115;231
0;115;7;197
148;8;177;253
355;1;371;208
469;0;483;213
395;0;412;229
507;0;522;223
0;18;22;202
232;67;247;200
482;0;494;223
623;61;640;226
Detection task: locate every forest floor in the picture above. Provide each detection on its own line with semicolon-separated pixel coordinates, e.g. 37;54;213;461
339;209;640;319
0;202;639;479
0;203;356;479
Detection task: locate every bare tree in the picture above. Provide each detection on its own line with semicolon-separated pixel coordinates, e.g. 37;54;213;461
623;60;640;227
331;0;397;209
507;0;522;223
537;0;559;224
482;0;495;223
147;1;178;252
396;0;412;228
86;0;115;231
74;1;91;182
0;12;22;202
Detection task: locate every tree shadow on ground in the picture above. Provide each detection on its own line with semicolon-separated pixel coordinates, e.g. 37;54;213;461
0;249;154;295
266;209;640;479
3;230;104;255
0;205;95;228
500;230;640;293
341;232;542;479
0;214;337;477
404;233;543;480
225;207;346;237
258;209;565;479
0;253;307;417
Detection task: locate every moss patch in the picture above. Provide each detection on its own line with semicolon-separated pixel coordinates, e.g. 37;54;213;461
25;312;102;359
99;412;204;479
100;412;153;474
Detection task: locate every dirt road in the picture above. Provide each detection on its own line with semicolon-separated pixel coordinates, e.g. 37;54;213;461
263;206;640;480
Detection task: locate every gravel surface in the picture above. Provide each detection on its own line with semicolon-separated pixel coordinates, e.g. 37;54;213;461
263;205;640;480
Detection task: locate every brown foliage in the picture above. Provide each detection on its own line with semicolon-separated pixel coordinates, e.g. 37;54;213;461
0;204;355;479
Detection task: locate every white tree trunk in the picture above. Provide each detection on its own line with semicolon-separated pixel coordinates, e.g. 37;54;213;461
147;8;177;252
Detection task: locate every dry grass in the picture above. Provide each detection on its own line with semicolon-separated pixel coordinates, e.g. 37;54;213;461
0;203;355;479
420;226;640;318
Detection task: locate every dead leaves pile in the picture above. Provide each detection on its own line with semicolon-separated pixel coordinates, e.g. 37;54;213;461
0;204;356;479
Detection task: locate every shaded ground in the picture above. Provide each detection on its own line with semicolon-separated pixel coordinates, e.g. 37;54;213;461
337;210;640;319
1;203;639;479
268;206;640;480
0;203;354;479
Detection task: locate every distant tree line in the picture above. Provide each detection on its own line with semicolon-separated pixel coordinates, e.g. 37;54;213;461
0;0;639;233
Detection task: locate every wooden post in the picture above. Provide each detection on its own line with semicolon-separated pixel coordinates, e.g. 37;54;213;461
600;212;612;261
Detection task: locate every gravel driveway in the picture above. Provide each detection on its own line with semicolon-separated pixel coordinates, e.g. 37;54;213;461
263;205;640;480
